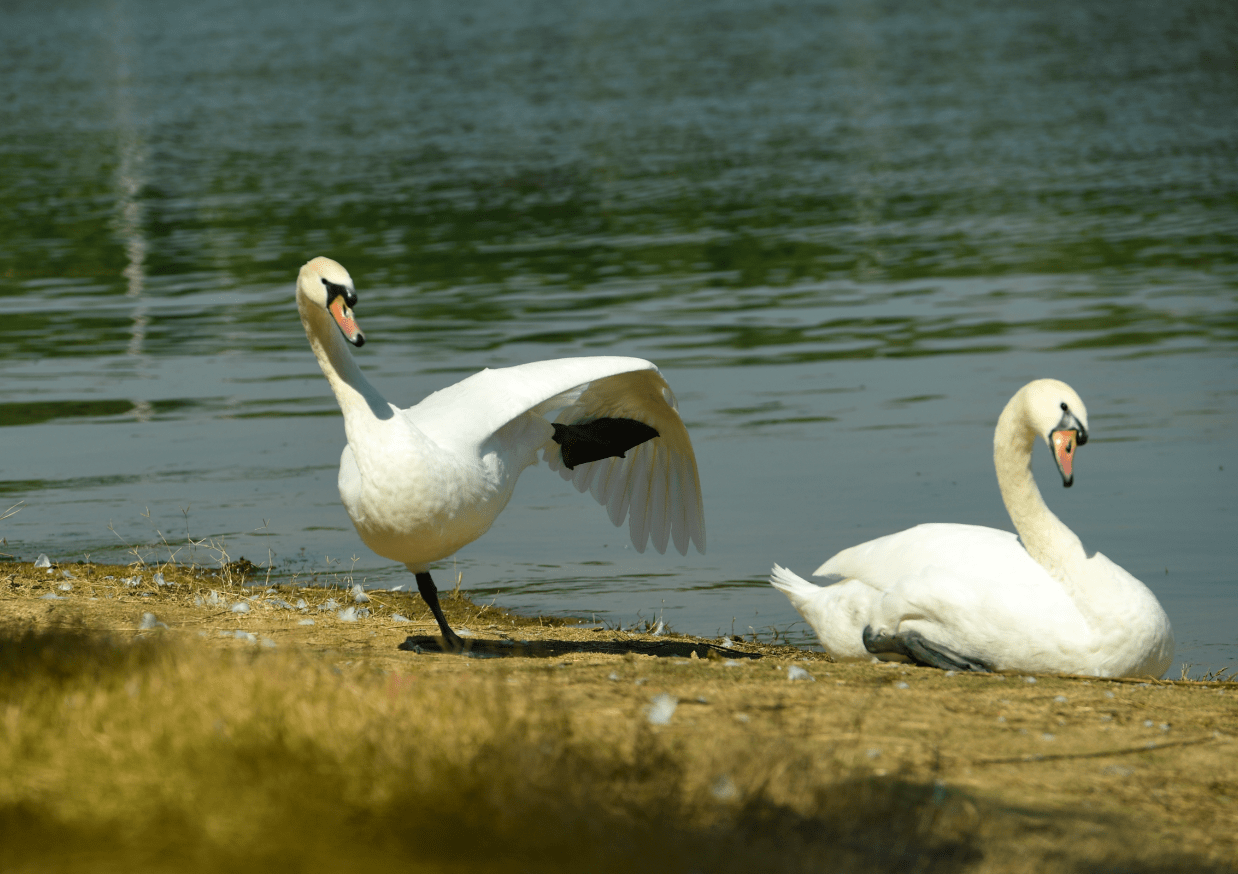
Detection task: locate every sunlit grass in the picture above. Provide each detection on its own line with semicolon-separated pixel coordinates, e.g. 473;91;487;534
0;624;976;873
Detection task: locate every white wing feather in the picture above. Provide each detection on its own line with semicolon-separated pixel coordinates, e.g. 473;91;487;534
544;369;706;556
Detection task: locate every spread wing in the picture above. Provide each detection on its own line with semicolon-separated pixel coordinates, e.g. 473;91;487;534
403;357;705;556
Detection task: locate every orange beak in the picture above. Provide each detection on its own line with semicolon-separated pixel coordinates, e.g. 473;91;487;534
328;296;365;347
1051;429;1078;487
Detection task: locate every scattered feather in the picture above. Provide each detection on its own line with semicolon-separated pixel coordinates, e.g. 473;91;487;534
39;593;63;601
231;602;251;614
1054;695;1068;703
895;681;910;689
260;638;277;649
61;569;75;580
710;775;738;801
1023;676;1037;684
57;583;72;592
786;665;814;682
152;572;168;587
298;619;315;626
319;599;340;612
295;598;308;609
33;554;51;568
337;607;358;622
138;613;168;631
391;614;409;623
645;694;678;726
350;584;370;604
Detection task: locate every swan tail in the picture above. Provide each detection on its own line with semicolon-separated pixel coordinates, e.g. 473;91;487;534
769;564;822;612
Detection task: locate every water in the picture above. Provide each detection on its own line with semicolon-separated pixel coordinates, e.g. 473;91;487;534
2;0;1235;676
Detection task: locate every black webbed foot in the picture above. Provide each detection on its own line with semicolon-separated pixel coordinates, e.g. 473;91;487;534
862;625;990;672
551;418;658;470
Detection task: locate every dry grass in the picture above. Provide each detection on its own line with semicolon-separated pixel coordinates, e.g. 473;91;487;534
1;560;1236;873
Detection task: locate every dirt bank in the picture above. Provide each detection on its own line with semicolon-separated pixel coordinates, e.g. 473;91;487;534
1;560;1235;873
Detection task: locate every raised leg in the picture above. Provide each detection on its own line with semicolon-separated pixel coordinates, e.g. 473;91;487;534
415;571;465;653
862;625;990;672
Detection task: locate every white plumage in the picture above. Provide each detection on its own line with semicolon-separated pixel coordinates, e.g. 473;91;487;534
298;256;704;649
770;379;1173;678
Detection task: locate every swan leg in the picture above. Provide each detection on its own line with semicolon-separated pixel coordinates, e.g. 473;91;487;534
862;625;990;672
414;571;465;653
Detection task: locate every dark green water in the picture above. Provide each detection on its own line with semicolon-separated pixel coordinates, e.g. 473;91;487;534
2;0;1235;674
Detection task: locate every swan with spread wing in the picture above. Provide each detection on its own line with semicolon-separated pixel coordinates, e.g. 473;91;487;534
297;257;705;651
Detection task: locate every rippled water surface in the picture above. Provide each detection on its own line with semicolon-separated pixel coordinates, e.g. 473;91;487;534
2;0;1235;674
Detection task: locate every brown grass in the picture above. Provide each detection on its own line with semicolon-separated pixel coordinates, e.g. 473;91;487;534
1;560;1235;873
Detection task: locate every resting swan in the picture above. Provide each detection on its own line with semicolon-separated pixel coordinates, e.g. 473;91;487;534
770;379;1173;678
297;257;705;651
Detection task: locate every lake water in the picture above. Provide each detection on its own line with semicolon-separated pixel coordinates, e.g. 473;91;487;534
2;0;1235;676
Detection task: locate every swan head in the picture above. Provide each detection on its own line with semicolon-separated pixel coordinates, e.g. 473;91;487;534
297;257;366;347
1022;379;1089;487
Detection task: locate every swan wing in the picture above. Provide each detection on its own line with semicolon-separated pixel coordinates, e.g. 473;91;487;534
814;523;1034;590
404;357;705;556
544;369;705;557
405;357;656;452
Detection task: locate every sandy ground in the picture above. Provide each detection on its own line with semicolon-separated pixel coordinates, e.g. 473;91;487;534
2;559;1236;872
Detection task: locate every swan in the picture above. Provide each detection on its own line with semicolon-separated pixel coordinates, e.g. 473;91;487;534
297;256;705;651
769;379;1173;678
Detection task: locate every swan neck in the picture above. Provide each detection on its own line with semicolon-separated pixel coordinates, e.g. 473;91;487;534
993;390;1084;574
299;297;388;424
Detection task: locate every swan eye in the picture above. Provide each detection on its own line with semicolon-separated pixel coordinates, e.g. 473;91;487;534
1060;402;1068;411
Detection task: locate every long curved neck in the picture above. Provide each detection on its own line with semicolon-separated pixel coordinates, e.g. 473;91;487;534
298;296;390;426
993;389;1085;578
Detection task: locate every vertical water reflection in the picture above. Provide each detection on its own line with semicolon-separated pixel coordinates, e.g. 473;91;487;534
108;1;152;422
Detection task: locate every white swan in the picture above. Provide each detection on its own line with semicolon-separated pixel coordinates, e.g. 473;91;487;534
770;379;1173;678
297;257;705;651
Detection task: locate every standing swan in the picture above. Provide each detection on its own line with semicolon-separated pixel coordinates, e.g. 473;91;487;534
298;257;705;651
769;379;1173;678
